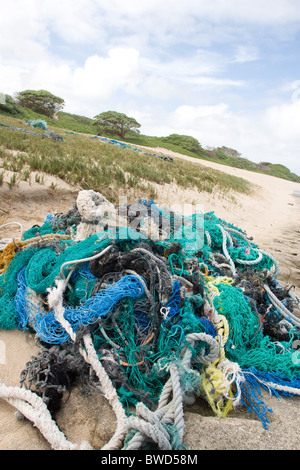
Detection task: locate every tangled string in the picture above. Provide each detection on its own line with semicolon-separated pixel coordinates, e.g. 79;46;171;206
0;189;300;450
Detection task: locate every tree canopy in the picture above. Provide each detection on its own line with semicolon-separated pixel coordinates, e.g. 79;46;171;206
0;94;23;117
217;146;241;158
16;89;65;118
161;134;203;154
93;111;141;140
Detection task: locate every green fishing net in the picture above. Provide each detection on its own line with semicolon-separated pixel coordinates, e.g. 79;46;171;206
214;284;299;378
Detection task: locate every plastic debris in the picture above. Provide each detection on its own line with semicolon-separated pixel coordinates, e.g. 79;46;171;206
0;189;300;450
26;119;48;130
0;122;63;141
93;135;174;162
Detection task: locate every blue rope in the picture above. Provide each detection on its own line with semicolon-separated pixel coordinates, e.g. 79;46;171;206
15;267;29;331
161;281;182;320
240;369;273;430
33;275;145;344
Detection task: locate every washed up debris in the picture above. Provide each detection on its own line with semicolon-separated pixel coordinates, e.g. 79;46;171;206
0;189;300;450
26;119;48;130
93;135;174;162
0;122;63;141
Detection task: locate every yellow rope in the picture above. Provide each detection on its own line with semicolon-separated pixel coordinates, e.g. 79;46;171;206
0;234;71;275
0;241;24;274
200;314;234;418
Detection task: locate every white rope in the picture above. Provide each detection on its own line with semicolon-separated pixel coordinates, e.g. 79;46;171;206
215;224;279;278
125;362;185;450
182;332;220;366
289;290;300;309
216;359;245;408
243;370;300;397
169;363;185;440
264;283;300;328
216;224;237;278
82;333;128;450
260;381;300;396
124;331;218;450
235;249;263;265
0;380;92;450
0;222;24;240
205;230;211;247
125;412;172;450
225;226;251;246
59;237;112;279
260;249;279;278
47;270;129;451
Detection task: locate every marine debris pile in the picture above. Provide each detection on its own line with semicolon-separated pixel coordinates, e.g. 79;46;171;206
0;122;63;141
0;189;300;450
93;135;174;162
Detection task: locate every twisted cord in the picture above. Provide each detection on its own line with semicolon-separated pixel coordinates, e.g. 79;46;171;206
216;224;237;278
235;250;263;265
264;283;300;328
125;364;184;450
0;222;24;240
125;332;219;449
0;380;91;450
169;363;184;440
47;266;128;450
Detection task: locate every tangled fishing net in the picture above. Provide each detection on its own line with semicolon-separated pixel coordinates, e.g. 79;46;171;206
0;189;300;450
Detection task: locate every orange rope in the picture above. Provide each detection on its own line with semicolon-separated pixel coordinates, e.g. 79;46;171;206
200;263;209;277
0;241;24;274
120;332;154;367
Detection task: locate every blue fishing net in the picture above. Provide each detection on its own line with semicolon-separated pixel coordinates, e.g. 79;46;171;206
0;193;299;434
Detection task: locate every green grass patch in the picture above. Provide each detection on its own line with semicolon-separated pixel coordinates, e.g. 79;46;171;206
1;106;299;183
0;114;255;203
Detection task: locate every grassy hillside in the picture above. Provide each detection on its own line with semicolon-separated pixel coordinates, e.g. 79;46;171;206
1;104;299;184
54;110;300;183
0;113;254;203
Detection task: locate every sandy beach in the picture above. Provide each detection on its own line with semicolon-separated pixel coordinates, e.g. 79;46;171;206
1;149;300;450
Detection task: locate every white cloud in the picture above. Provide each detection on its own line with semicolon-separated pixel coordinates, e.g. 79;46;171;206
174;103;230;126
233;46;260;63
95;0;300;26
140;98;300;175
6;48;140;115
2;0;300;65
72;49;140;100
264;100;300;141
0;0;299;176
0;1;49;62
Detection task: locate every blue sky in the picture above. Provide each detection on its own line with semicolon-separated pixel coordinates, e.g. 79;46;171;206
1;0;300;174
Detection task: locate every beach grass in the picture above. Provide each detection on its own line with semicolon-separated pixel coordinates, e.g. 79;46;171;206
0;114;254;203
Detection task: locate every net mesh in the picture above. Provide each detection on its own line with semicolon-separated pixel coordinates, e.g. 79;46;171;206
1;190;300;433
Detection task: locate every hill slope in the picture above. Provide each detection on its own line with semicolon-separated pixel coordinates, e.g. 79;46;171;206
1;105;299;183
0;113;254;203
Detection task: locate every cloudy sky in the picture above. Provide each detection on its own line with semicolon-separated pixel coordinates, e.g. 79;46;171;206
1;0;300;174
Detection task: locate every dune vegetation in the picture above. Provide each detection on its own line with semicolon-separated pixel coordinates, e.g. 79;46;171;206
0;112;254;203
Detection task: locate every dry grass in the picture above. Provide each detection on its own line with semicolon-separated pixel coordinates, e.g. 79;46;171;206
0;114;254;203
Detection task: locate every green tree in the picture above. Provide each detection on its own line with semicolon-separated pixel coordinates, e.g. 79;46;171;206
162;134;203;154
93;111;141;140
0;94;23;117
16;89;65;118
217;146;241;158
